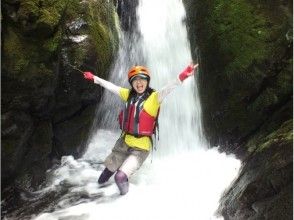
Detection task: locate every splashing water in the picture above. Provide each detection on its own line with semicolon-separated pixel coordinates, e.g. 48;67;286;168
33;130;240;220
32;0;240;220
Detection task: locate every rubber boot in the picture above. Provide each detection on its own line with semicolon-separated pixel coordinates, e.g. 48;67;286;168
98;168;114;185
114;170;129;195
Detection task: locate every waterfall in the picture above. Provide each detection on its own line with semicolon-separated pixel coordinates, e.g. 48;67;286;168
94;0;205;155
30;1;241;220
137;0;206;155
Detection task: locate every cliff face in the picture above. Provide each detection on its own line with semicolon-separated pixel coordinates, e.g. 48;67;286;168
2;0;119;192
184;0;292;219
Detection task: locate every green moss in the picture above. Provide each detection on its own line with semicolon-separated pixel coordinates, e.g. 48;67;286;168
18;0;69;33
85;0;119;75
3;23;62;83
3;27;56;83
3;0;118;81
184;0;292;152
210;0;270;74
3;28;28;75
257;120;293;152
39;7;60;27
43;29;63;52
248;88;278;112
273;60;293;99
18;0;40;20
247;119;293;153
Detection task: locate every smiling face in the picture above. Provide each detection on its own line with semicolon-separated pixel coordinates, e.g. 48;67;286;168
131;77;148;94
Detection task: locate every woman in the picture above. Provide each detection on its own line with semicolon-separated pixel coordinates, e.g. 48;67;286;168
83;63;198;195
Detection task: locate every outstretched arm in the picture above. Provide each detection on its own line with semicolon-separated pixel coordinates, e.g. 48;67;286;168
158;79;181;103
158;63;198;103
83;71;121;95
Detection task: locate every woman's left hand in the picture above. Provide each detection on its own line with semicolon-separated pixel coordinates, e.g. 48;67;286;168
179;63;199;81
187;63;199;76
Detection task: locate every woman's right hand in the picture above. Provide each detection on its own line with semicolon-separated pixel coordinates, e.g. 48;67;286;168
83;71;94;81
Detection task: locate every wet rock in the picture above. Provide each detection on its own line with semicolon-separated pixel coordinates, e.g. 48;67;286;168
18;121;53;189
184;0;292;155
216;120;293;220
2;0;119;217
52;105;96;158
1;111;34;185
115;0;139;32
184;0;292;219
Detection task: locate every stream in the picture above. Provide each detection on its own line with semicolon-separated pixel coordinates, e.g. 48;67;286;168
13;0;241;219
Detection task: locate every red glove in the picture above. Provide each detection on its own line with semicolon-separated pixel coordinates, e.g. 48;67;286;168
83;71;94;81
179;64;197;81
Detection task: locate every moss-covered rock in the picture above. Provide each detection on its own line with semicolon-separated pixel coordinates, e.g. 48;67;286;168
17;0;65;36
2;0;119;197
184;0;292;154
184;0;292;219
217;119;293;219
252;119;292;152
84;0;119;75
209;0;270;74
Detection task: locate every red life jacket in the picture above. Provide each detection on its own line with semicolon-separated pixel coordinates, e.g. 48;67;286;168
118;92;159;137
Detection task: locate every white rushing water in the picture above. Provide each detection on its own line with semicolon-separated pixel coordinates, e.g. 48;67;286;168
32;0;240;219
